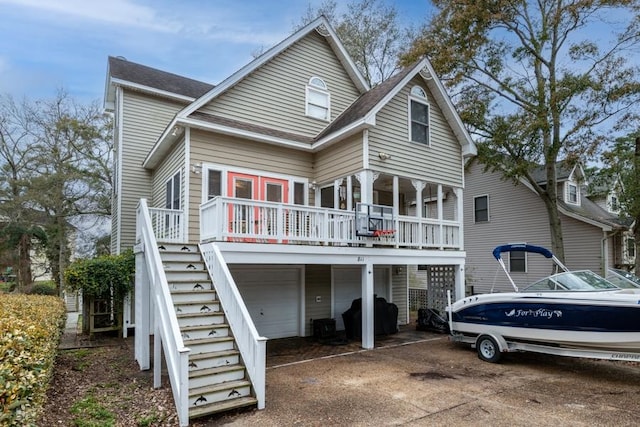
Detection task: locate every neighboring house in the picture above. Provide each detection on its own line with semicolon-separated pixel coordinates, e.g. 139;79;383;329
465;160;630;295
588;176;636;269
104;17;475;423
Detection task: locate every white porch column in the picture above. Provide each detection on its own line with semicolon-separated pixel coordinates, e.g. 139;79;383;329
134;245;150;370
411;180;426;247
455;187;464;249
361;262;375;349
334;178;343;209
346;175;353;211
393;176;399;247
437;184;443;249
455;263;466;300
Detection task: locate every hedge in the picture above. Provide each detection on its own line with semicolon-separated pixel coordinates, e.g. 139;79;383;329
64;250;134;303
0;294;66;426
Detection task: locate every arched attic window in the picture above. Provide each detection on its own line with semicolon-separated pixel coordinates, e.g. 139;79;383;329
409;85;429;145
306;77;330;121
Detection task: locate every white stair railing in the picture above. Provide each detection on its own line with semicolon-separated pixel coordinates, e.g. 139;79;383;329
199;242;266;409
136;199;190;427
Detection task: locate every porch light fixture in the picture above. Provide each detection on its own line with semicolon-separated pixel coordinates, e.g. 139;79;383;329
171;126;180;136
309;181;317;190
395;267;403;275
191;163;202;174
378;152;391;160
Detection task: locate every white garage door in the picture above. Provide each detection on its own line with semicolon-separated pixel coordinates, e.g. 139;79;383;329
333;267;389;331
231;267;301;339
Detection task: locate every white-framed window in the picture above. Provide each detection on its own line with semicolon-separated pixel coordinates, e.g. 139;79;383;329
509;250;527;272
566;182;579;205
474;195;489;223
165;171;181;210
206;168;222;200
306;77;330;121
627;236;636;259
409;86;429;145
609;194;619;212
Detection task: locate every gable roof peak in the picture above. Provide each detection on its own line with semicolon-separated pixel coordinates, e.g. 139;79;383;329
177;15;369;119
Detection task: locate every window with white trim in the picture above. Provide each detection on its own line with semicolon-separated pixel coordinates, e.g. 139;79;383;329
306;77;330;120
567;182;579;205
409;86;429;145
474;195;489;222
165;172;181;210
509;250;526;272
206;168;222;200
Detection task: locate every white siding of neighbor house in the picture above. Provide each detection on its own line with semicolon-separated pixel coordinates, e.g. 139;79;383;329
305;265;332;336
117;90;186;251
151;139;185;209
188;129;314;241
313;133;363;184
368;76;463;188
464;160;607;294
198;31;361;137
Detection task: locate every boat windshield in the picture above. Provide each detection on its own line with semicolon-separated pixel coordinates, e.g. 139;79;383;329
606;268;640;289
523;270;620;292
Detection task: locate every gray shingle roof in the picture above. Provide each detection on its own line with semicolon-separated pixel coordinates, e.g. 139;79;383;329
560;196;629;229
108;56;214;99
530;161;575;184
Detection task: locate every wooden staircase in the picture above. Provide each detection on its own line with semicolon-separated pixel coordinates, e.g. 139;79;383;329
158;243;258;420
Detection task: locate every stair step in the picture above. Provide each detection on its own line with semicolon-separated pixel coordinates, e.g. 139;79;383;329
162;260;206;271
181;323;229;340
177;312;225;328
189;379;252;406
189;349;240;370
189;396;258;419
168;279;213;292
185;336;235;354
170;290;217;303
189;364;246;389
175;301;221;315
165;270;211;282
157;243;199;252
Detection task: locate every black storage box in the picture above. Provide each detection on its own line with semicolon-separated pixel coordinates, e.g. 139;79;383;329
313;318;336;339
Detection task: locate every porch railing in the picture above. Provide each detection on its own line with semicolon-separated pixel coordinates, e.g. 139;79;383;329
199;242;266;409
149;207;184;242
199;196;461;249
136;199;190;427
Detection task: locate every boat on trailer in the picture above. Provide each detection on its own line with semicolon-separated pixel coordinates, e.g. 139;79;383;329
448;243;640;363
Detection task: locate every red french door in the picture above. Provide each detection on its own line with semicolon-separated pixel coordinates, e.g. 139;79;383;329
227;172;289;241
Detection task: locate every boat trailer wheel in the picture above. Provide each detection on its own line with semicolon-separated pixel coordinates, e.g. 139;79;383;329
476;335;501;363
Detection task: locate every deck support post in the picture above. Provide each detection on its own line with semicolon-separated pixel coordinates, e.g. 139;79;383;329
134;245;150;370
361;262;374;349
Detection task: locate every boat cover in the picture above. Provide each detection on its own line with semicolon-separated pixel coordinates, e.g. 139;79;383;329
492;244;553;260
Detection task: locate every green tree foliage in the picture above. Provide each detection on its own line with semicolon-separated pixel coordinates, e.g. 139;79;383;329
64;250;134;303
0;91;113;291
403;0;640;261
298;0;415;86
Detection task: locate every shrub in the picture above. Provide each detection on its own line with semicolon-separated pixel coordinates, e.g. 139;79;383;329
27;281;57;296
0;294;66;426
64;250;134;303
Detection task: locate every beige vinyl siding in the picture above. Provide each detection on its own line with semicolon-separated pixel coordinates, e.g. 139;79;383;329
304;265;332;336
313;134;363;184
118;90;186;251
391;267;408;325
464;161;608;294
198;31;361;137
368;77;463;187
188;129;314;240
151;139;185;209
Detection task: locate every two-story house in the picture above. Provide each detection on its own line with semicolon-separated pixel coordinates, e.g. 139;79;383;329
104;17;475;424
464;160;630;295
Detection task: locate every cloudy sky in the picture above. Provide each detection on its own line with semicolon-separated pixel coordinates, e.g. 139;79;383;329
0;0;432;104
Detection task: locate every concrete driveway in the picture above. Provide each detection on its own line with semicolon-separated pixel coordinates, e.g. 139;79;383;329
195;334;640;426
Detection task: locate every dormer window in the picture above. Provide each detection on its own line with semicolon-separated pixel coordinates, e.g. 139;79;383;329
610;194;619;212
409;86;429;145
306;77;330;121
567;182;579;205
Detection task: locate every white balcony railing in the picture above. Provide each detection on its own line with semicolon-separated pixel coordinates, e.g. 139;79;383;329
197;197;461;249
